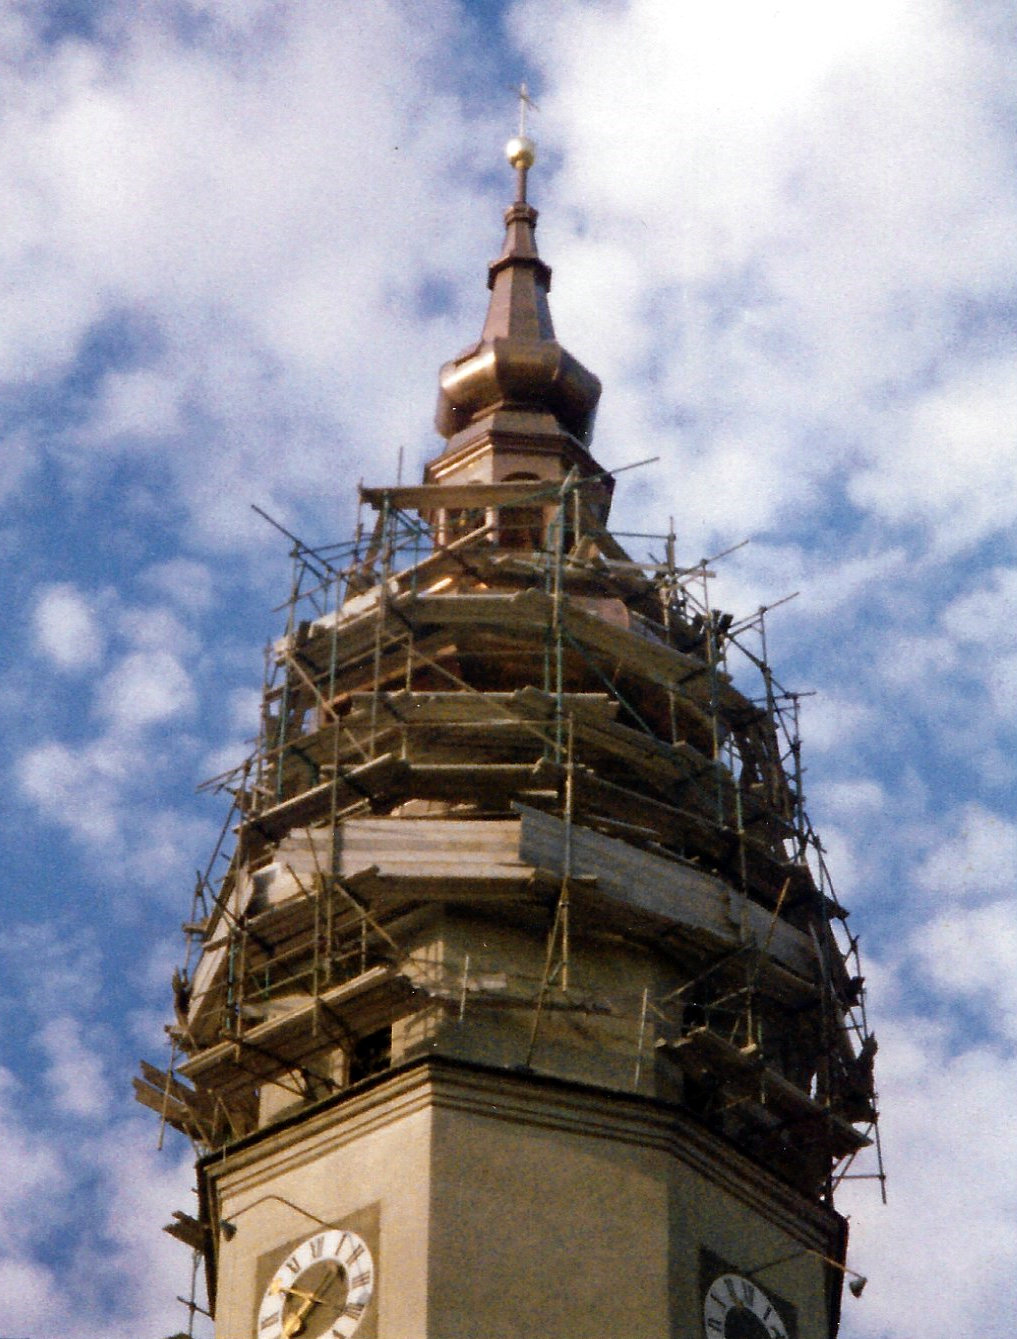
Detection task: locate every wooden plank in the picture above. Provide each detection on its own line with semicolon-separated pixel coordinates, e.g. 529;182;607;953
178;966;417;1092
342;869;546;905
576;501;632;564
511;685;618;721
408;587;549;628
335;817;523;878
660;1028;869;1155
360;481;562;511
394;589;760;729
355;688;617;726
529;760;718;854
187;868;258;1034
516;803;817;982
402;762;537;800
133;1078;193;1131
163;1211;209;1251
568;716;717;799
184;817;540;1045
133;1067;214;1142
258;693;620;796
531;760;810;911
139;1059;210;1116
248;753;410;834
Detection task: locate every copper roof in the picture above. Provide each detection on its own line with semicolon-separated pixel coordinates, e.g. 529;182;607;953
434;154;602;449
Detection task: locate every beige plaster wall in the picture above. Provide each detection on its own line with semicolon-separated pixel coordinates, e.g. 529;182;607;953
209;1093;432;1339
426;1088;836;1339
206;1063;839;1339
394;908;668;1097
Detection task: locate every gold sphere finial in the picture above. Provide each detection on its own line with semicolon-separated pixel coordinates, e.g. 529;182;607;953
506;134;536;171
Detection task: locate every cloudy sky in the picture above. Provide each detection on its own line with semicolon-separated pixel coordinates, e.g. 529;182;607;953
2;0;1016;1335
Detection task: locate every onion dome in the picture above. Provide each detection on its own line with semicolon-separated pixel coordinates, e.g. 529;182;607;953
434;135;602;451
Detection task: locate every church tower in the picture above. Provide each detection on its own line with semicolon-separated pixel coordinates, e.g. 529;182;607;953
139;128;879;1339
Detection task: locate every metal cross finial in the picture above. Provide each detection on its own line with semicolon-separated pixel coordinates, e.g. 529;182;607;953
513;80;539;136
505;80;538;196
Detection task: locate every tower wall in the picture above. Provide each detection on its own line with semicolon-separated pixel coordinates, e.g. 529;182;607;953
206;1060;842;1339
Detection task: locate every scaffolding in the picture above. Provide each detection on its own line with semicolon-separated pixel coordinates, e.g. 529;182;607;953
137;470;884;1216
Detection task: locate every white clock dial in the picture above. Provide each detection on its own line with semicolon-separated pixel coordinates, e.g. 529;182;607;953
703;1272;789;1339
258;1228;374;1339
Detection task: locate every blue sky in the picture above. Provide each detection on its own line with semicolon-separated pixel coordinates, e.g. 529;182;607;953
2;1;1017;1335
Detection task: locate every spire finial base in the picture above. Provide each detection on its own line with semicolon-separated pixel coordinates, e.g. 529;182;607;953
506;134;536;204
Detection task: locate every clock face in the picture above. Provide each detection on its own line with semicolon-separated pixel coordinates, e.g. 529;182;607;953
703;1273;789;1339
258;1228;374;1339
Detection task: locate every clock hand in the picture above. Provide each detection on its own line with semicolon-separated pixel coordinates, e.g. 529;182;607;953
281;1264;340;1338
272;1282;319;1303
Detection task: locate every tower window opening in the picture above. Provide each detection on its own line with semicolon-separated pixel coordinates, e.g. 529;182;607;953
440;506;486;547
499;472;545;550
349;1026;392;1085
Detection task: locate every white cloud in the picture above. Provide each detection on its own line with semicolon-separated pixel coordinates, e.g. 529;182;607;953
0;924;105;1018
509;0;1017;560
806;782;891;900
0;1257;58;1333
986;653;1017;723
39;1015;110;1120
18;737;130;846
85;366;184;443
15;579;224;893
116;604;197;656
67;1119;209;1339
851;359;1017;549
840;1018;1017;1339
914;901;1017;1038
200;685;262;780
935;569;1017;728
0;1071;82;1306
0;1098;205;1339
797;694;875;756
0;0;500;552
98;648;196;731
140;558;215;613
128;940;184;1051
200;739;251;788
0;427;38;505
877;628;958;691
0;1071;69;1234
131;807;216;895
16;732;213;893
939;567;1017;647
32;582;106;672
916;802;1017;902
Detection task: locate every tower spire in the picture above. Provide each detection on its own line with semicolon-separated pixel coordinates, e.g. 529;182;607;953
480;128;553;347
431;108;602;471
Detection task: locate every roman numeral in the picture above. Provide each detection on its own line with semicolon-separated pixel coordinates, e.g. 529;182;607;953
706;1318;723;1333
349;1268;372;1289
343;1301;366;1319
285;1254;300;1275
739;1279;756;1306
260;1310;282;1330
724;1277;739;1304
310;1234;326;1259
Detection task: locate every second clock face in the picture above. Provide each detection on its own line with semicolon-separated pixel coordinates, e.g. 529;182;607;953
703;1273;789;1339
258;1228;374;1339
